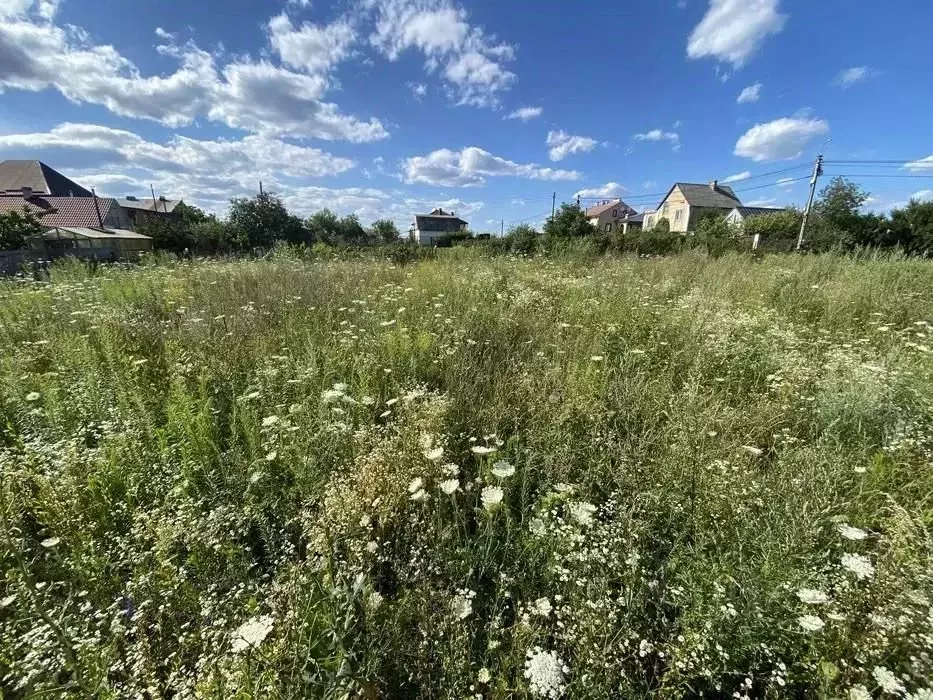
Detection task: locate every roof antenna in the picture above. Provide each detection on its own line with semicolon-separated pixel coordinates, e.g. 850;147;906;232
91;187;105;228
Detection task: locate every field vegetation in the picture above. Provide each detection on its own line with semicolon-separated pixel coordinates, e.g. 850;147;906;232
1;248;932;698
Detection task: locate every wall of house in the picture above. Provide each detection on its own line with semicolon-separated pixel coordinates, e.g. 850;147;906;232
589;206;635;233
413;229;446;246
659;188;690;232
105;206;132;230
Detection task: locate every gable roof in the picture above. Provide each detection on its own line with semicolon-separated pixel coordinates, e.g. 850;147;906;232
118;197;183;213
32;227;152;241
731;206;788;219
0;160;92;197
584;199;635;218
659;182;742;210
414;213;468;228
0;195;123;228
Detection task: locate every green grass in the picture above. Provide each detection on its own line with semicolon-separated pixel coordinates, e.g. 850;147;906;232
1;248;932;698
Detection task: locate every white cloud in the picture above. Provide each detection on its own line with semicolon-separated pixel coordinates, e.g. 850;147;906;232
266;13;355;76
154;27;175;41
402;146;580;187
834;66;873;88
409;82;428;97
687;0;787;68
734;117;829;161
633;129;681;151
722;171;751;183
574;182;627;199
776;177;797;187
546;130;598;162
0;1;387;141
368;0;516;107
905;156;933;172
737;82;762;104
505;106;543;121
912;190;933;202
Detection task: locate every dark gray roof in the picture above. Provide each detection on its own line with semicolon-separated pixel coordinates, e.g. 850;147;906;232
661;182;742;209
621;212;645;223
415;214;467;225
732;206;788;219
118;197;183;213
0;160;92;197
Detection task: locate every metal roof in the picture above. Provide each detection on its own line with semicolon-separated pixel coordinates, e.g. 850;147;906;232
731;206;788;219
0;195;121;227
414;214;468;225
585;199;635;218
621;212;645;223
0;160;92;197
32;227;152;240
118;197;182;213
659;183;742;209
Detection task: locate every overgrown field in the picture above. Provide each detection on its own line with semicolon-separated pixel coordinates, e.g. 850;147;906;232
1;249;932;698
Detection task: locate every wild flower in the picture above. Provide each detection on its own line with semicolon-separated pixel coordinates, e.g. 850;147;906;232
231;615;274;653
452;590;475;620
40;537;60;548
533;597;553;617
408;477;424;494
872;666;905;695
25;392;41;402
529;518;546;536
481;486;504;511
492;460;515;478
261;415;279;427
366;541;378;553
477;667;492;684
841;553;875;580
524;647;568;698
472;445;498;456
908;689;933;700
741;445;764;457
797;614;825;632
837;523;868;541
322;389;344;403
567;501;596;526
423;447;444;462
590;355;604;362
410;488;428;502
442;463;460;476
797;588;829;604
848;685;871;700
439;479;460;495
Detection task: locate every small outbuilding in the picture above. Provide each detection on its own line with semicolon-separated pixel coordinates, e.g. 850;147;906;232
27;227;153;260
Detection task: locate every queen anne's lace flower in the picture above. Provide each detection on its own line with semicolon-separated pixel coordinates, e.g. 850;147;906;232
848;686;871;700
231;615;274;653
533;597;553;617
797;614;825;632
492;460;515;478
481;486;504;510
408;477;424;494
841;553;875;580
524;647;568;698
439;479;460;495
872;666;905;695
423;447;444;462
838;523;868;540
797;588;829;604
568;501;596;526
471;445;497;456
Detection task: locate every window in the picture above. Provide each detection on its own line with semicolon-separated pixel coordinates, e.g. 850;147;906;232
674;209;682;222
662;204;669;216
605;223;611;232
612;209;617;217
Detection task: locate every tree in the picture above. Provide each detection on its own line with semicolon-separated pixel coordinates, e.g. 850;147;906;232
743;209;803;242
337;214;370;245
505;223;538;255
889;199;933;255
543;203;593;238
0;209;43;250
228;193;306;248
371;218;400;244
653;218;671;233
306;208;341;245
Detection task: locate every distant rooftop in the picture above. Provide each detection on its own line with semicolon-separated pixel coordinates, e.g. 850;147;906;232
585;199;635;218
0;160;92;197
118;196;182;213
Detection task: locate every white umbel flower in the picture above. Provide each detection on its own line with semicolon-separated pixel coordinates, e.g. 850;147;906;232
797;588;829;605
848;686;871;700
471;445;497;456
492;460;515;478
533;597;553;617
481;486;504;511
524;647;568;698
837;523;868;541
408;477;424;494
424;447;444;462
568;501;596;526
439;479;460;495
797;614;825;632
841;553;875;580
477;667;492;684
872;666;905;695
231;615;274;653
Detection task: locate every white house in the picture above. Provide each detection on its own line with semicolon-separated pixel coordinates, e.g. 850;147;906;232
410;208;469;246
584;199;636;233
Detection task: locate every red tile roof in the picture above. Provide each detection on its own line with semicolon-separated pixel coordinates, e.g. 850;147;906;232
0;195;122;228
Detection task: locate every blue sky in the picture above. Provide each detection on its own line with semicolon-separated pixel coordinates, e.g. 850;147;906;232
1;0;932;230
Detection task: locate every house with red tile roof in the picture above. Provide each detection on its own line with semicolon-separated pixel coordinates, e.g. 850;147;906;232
0;195;132;230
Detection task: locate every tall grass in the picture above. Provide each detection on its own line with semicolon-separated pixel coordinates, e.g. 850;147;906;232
1;249;932;698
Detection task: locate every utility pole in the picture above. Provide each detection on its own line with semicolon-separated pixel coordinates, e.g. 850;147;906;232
150;184;158;210
91;187;104;228
500;219;504;236
259;181;264;196
576;194;581;210
797;139;830;250
551;192;556;220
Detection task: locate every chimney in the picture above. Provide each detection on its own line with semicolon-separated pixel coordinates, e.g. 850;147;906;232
21;186;32;198
126;195;138;201
709;180;718;191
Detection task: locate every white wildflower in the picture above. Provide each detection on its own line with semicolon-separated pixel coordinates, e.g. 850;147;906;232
481;486;504;511
231;615;274;653
366;541;378;554
524;647;568;698
841;553;875;580
359;514;371;528
452;592;474;620
837;523;868;541
472;445;498;456
477;667;492;684
797;588;829;605
554;483;575;494
408;477;424;494
369;591;383;610
741;445;764;457
872;666;905;695
322;389;344;403
529;518;547;536
332;383;347;392
0;595;15;608
25;392;41;402
424;446;444;462
439;479;460;495
797;614;825;632
590;355;604;362
492;460;515;478
533;597;553;617
848;686;871;700
261;415;279;428
908;689;933;700
568;501;596;527
40;537;61;548
410;488;428;502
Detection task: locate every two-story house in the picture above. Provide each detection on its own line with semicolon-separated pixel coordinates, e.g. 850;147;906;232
410;208;468;246
645;181;742;232
585;199;637;233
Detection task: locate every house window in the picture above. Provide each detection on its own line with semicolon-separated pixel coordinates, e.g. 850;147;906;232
605;223;611;232
674;209;682;222
662;204;669;216
612;209;617;217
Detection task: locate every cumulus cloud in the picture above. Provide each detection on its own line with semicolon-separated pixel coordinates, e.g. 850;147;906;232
734;117;829;161
0;1;387;141
546;130;598;162
409;82;428;98
834;66;874;88
266;13;356;76
905;155;933;172
574;182;627;199
737;82;762;104
776;177;797;187
368;0;516;107
633;129;681;151
402;146;580;187
505;106;542;121
687;0;787;68
722;171;751;183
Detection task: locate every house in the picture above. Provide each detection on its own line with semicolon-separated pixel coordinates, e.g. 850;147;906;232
725;206;789;229
118;196;184;227
27;227;153;260
0;159;92;197
647;181;742;232
585;199;637;233
410;208;468;245
618;212;645;234
0;195;132;230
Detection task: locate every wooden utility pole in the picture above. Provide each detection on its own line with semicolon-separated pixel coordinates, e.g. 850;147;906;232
797;139;830;250
150;184;158;210
500;220;504;236
551;192;556;220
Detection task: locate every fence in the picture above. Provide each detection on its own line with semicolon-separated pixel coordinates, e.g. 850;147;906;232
0;247;118;276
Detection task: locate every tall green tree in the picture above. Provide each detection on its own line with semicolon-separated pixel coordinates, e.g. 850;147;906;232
543;203;593;238
229;193;306;248
0;209;43;250
371;219;400;244
338;214;370;245
306;208;341;245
